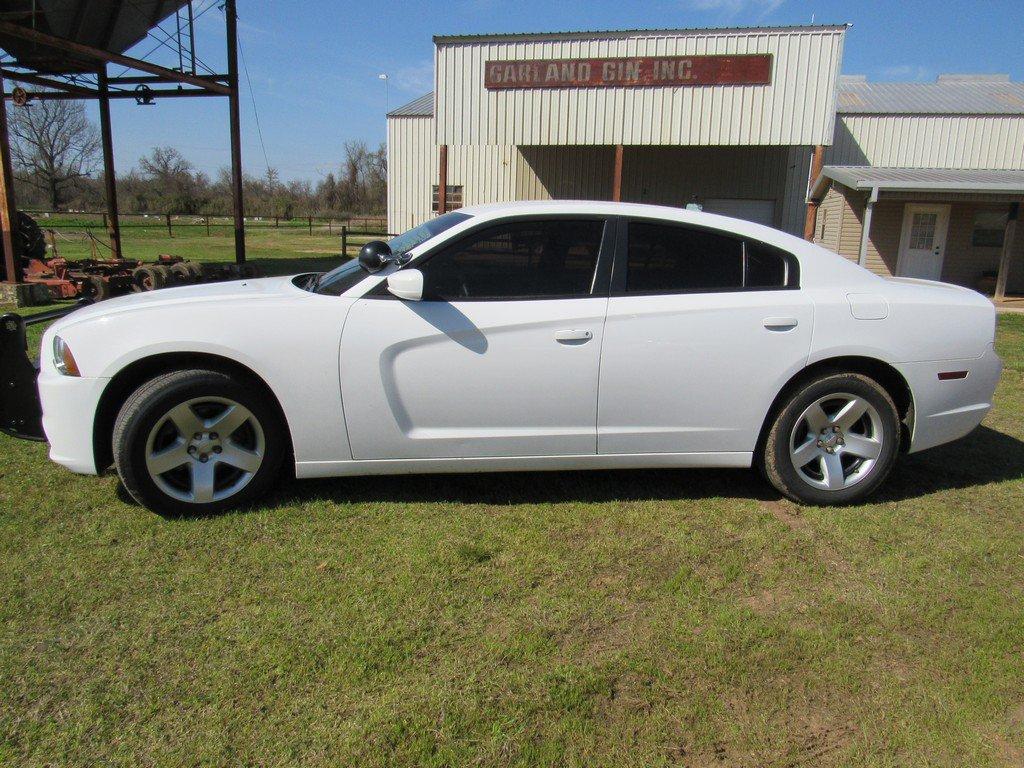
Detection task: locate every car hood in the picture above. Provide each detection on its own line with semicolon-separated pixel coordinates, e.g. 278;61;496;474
52;275;304;331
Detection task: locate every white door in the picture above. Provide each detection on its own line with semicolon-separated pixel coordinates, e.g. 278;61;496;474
897;204;950;280
598;220;813;455
340;219;609;460
703;198;776;227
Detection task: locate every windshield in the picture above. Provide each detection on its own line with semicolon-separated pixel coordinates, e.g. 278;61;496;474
310;210;472;296
388;211;472;257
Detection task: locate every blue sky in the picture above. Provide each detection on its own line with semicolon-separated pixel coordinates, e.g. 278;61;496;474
97;0;1024;182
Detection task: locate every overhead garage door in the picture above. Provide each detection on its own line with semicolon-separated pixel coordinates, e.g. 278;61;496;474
704;198;776;227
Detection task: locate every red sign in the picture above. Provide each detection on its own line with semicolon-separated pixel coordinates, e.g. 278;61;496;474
484;54;772;90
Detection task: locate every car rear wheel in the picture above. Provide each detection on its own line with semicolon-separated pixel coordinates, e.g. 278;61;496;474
762;372;900;505
113;369;286;515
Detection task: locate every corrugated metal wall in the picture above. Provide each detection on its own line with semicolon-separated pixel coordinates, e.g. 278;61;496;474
436;27;846;147
827;114;1024;170
387;115;435;232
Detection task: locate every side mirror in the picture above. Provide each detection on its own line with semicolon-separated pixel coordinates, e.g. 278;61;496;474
358;240;392;273
386;269;424;301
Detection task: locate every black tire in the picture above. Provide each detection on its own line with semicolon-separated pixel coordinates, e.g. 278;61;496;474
169;262;194;285
113;369;287;515
183;261;205;281
762;372;900;505
15;210;46;263
81;274;111;301
132;265;164;292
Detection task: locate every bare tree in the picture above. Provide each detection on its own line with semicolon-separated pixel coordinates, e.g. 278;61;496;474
9;98;100;210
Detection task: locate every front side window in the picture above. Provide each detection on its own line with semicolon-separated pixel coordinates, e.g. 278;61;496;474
625;222;793;293
420;219;604;300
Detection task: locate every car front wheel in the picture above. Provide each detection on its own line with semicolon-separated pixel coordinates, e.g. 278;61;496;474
762;372;901;505
113;369;287;515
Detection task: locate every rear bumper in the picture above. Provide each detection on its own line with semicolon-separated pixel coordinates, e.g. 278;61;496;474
896;345;1003;454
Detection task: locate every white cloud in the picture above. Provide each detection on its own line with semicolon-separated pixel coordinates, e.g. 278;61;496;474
393;60;435;94
877;64;933;82
684;0;785;19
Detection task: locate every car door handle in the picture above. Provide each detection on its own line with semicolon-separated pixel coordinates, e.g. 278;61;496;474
763;317;799;331
554;329;593;343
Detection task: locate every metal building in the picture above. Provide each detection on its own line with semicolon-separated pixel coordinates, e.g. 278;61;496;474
387;24;1023;299
812;75;1024;299
388;24;848;238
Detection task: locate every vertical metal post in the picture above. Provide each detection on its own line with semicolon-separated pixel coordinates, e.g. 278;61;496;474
612;144;624;202
857;187;879;269
437;145;448;214
97;67;122;259
0;72;22;283
341;225;347;257
165;212;172;238
205;215;210;236
804;144;825;241
994;203;1019;303
308;215;313;235
225;0;246;264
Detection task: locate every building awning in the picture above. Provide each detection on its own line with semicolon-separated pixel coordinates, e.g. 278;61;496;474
811;166;1024;199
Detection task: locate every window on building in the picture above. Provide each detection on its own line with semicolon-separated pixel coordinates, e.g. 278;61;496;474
431;185;464;213
971;210;1007;248
625;222;793;293
421;219;604;300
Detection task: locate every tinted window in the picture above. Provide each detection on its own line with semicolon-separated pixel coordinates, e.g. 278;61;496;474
421;220;604;300
744;240;789;288
627;223;743;292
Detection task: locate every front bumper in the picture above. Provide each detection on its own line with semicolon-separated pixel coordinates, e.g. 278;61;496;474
896;344;1003;454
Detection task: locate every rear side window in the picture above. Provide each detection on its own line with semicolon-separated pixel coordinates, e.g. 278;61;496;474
625;222;795;293
421;219;604;300
744;240;790;288
626;223;742;292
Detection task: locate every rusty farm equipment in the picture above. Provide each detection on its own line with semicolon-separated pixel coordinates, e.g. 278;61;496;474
17;212;260;302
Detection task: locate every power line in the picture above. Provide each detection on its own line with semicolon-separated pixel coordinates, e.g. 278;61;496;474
237;32;270;174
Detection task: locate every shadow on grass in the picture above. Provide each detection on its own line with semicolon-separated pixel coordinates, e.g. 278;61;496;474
129;425;1024;518
264;425;1024;511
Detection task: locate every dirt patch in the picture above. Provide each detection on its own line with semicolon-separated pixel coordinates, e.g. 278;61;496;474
992;701;1024;766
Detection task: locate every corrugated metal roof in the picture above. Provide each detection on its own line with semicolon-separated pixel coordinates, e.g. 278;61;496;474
434;23;848;44
812;165;1024;197
837;76;1024;115
387;92;433;117
0;0;190;74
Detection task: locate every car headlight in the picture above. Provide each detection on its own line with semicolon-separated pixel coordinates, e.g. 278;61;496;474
52;336;81;377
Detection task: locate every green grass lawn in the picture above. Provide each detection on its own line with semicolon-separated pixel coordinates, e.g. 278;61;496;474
1;301;1022;765
38;218;382;279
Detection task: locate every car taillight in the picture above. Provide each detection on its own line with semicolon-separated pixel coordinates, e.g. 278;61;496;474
52;336;80;376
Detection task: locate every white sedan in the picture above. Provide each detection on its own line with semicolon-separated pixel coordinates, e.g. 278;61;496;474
21;201;1001;514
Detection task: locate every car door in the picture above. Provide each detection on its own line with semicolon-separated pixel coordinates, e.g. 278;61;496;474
341;217;614;460
598;219;813;455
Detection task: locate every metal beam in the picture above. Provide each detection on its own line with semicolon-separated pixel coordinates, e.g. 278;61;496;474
225;0;245;264
0;69;97;96
857;187;879;269
106;74;229;85
96;68;121;260
438;145;447;214
804;144;825;241
4;89;222;101
0;72;22;283
612;144;624;202
0;19;231;95
994;203;1019;303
